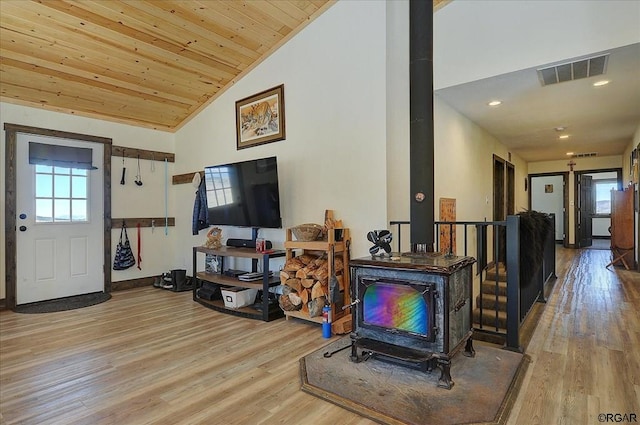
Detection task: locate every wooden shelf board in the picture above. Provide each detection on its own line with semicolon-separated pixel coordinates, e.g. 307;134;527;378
173;171;203;185
284;241;347;252
195;297;264;318
112;145;175;162
284;310;323;324
194;246;286;260
284;308;347;324
112;217;175;228
195;272;280;289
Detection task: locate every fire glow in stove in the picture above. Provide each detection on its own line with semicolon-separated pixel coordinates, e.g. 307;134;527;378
349;254;476;389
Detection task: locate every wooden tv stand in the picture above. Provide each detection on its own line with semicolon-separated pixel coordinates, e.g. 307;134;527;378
192;245;286;321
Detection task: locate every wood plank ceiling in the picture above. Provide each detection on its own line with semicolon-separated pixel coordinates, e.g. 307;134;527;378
0;0;448;132
0;0;336;131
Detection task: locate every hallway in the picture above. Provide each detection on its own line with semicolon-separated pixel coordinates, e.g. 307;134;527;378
585;238;612;250
508;246;640;424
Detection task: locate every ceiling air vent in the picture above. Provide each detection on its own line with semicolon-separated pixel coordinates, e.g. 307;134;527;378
571;152;598;158
538;54;609;86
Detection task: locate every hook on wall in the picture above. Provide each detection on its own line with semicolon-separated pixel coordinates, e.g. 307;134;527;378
120;149;126;185
135;154;143;186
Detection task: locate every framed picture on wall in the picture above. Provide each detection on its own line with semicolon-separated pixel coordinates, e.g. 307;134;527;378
236;84;286;150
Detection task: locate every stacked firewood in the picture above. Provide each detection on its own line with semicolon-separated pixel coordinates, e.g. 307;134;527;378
278;253;344;317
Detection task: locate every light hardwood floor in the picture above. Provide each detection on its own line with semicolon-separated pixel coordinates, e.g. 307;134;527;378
1;247;638;425
507;247;640;425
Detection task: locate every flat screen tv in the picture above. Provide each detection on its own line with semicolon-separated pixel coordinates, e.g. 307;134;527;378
203;156;282;229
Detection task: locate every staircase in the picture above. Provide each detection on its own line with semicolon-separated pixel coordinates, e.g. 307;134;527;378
473;263;508;339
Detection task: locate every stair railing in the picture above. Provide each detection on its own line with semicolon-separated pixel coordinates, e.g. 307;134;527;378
505;215;521;351
390;217;523;351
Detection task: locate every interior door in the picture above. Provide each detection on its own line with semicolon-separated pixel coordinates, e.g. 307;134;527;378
493;156;506;264
16;134;104;304
506;162;515;216
578;174;594;248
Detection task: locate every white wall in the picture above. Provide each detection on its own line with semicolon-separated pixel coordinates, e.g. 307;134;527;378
528;156;622;175
531;175;565;240
592;218;610;238
0;102;177;300
433;0;640;89
623;125;640;266
386;0;410;245
435;98;529;219
173;0;389;274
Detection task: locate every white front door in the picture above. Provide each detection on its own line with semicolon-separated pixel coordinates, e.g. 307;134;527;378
16;133;104;304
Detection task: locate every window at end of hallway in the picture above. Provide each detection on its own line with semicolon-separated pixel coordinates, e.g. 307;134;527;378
593;180;617;215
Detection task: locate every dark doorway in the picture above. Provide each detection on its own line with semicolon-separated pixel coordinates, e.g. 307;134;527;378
578;174;594;248
493;156;506;223
493;155;514;264
493;156;505;264
574;168;623;249
506;162;515;216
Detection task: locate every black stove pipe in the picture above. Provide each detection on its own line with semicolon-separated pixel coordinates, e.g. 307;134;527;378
409;0;435;253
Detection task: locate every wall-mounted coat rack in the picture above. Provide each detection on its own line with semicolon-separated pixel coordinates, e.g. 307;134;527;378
172;171;204;185
112;145;175;162
111;217;175;228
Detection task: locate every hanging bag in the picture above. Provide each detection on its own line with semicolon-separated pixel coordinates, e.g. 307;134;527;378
113;223;136;270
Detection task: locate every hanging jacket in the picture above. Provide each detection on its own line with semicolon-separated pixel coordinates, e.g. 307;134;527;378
192;179;209;235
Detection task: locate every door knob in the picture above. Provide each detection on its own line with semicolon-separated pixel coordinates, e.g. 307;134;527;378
19;225;27;232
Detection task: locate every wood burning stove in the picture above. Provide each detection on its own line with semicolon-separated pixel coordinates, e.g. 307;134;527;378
349;254;476;389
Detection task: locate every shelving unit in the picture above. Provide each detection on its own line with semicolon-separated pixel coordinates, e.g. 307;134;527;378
282;228;351;324
192;245;286;321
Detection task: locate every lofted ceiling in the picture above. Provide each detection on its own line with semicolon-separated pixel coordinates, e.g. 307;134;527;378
0;0;337;131
1;0;452;133
0;0;448;132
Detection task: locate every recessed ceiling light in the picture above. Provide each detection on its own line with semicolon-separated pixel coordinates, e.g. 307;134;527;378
566;152;574;156
559;135;570;139
593;80;610;87
487;100;502;106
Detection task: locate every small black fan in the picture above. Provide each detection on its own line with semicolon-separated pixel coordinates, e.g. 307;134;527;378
367;230;392;256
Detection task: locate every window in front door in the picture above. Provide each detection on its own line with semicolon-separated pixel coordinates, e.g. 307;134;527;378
35;165;89;223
